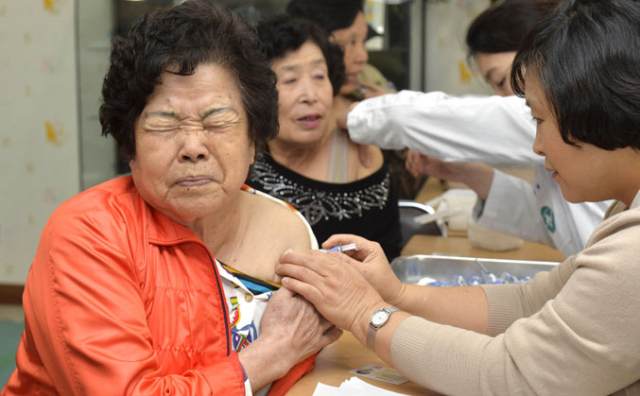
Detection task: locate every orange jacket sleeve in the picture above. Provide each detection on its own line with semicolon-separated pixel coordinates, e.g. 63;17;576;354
12;199;246;396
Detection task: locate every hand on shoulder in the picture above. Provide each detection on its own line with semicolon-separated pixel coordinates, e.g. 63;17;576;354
345;134;384;177
336;101;360;130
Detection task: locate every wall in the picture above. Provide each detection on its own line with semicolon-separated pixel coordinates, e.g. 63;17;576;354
77;0;116;189
0;1;81;285
424;0;493;96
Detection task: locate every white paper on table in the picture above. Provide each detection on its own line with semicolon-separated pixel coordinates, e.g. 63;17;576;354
313;377;411;396
312;383;343;396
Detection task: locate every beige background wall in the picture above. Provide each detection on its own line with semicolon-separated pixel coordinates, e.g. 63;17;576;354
424;0;492;95
0;0;116;286
0;1;80;285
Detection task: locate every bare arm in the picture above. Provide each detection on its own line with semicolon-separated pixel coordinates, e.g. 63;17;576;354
225;192;338;391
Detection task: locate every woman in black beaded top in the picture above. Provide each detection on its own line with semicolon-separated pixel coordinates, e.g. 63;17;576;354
249;15;402;260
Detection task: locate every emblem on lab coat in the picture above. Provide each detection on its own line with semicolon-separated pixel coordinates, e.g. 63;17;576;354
541;206;556;233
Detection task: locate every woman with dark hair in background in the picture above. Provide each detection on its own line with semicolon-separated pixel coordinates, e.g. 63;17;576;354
341;0;612;257
278;1;640;393
1;2;340;395
286;0;393;100
249;15;402;260
287;0;425;201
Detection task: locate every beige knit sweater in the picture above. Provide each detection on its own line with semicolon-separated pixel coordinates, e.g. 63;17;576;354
391;192;640;395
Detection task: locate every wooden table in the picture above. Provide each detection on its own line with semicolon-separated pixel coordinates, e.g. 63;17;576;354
288;332;437;395
401;235;566;262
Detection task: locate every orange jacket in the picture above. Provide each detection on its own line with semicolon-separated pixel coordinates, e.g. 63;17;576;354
2;176;313;395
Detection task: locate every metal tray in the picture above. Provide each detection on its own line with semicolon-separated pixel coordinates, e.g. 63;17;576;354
391;254;559;285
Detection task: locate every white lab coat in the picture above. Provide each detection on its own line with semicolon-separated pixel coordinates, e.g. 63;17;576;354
347;90;611;257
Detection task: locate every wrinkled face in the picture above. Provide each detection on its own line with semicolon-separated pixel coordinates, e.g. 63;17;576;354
272;40;333;149
475;51;517;96
130;63;255;225
331;11;368;96
528;71;624;204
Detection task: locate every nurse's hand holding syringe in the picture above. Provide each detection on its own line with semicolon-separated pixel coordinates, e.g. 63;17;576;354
313;235;401;305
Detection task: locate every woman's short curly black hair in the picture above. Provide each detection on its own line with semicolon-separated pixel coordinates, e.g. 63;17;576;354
511;0;640;150
257;15;345;96
99;0;279;161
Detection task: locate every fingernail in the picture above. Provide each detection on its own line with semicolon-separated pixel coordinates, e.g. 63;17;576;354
280;248;293;259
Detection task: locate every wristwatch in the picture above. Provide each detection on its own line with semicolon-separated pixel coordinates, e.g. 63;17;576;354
366;306;400;350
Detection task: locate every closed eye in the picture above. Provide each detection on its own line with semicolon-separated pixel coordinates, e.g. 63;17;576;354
144;120;179;133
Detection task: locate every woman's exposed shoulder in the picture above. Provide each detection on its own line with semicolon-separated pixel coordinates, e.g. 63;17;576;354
241;187;315;250
223;189;315;282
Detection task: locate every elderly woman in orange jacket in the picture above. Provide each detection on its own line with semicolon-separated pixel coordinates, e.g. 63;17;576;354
1;2;340;395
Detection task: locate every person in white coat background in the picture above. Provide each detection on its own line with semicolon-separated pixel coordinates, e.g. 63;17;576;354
339;0;611;257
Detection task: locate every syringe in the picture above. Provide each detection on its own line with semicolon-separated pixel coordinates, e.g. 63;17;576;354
319;243;357;253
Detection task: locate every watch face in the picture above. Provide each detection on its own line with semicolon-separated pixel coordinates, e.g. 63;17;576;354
371;310;389;326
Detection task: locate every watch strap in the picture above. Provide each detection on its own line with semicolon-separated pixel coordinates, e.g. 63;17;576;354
366;306;400;350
